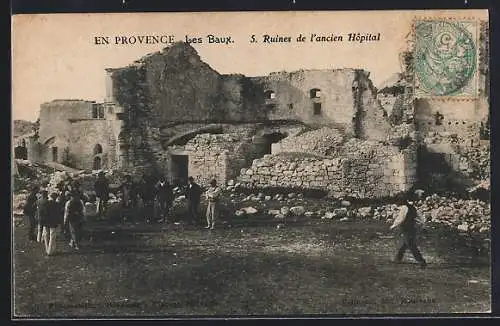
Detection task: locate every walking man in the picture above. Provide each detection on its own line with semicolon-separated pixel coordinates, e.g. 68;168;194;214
205;179;221;230
185;176;202;225
390;192;427;268
64;191;85;250
23;185;39;242
94;171;109;220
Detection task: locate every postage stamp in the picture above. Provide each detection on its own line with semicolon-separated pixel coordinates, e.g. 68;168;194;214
413;20;479;98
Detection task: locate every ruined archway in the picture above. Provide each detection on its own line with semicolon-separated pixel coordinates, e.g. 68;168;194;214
93;144;103;155
259;132;289;155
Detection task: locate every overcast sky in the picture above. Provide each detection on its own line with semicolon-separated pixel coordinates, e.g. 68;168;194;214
12;10;487;121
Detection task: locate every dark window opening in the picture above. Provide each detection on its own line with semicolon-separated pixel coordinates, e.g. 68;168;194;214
262;132;289;155
92;104;105;119
14;146;28;160
448;122;452;125
313;102;322;115
310;88;321;99
434;111;444;125
288;103;294;110
93;144;103;155
52;147;58;162
427;122;432;125
264;90;276;99
116;113;125;120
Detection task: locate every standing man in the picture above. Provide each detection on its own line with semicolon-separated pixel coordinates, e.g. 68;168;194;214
41;193;62;256
185;176;202;225
205;179;222;230
36;190;50;245
390;192;427;268
23;185;39;242
94;171;109;220
155;176;174;222
64;191;85;250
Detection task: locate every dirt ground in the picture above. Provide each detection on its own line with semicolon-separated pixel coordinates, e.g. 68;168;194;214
12;204;490;317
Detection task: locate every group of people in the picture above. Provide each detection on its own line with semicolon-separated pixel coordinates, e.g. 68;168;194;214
94;172;222;228
22;170;427;267
23;186;86;256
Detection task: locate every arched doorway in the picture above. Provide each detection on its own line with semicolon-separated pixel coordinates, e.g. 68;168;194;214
93;144;103;155
93;156;102;170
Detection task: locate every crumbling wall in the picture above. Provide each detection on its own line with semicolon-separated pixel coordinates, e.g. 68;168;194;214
238;139;417;199
271;127;345;157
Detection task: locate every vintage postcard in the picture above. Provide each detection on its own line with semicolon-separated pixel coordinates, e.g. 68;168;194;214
11;10;490;318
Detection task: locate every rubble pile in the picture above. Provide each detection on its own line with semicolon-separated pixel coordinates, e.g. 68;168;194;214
224;181;490;235
459;145;490;180
273;127;345;157
45;170;126;196
13;160;54;193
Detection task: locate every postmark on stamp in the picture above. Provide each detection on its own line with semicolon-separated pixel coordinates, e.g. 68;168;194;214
413;20;478;98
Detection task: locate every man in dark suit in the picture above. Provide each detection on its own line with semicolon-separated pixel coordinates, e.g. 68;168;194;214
185;176;202;225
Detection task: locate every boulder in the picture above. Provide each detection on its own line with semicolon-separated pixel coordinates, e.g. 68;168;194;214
274;214;285;219
333;208;348;218
264;196;272;201
268;209;281;216
357;206;372;218
340;200;351;207
234;210;246;217
290;206;306;216
227;179;235;186
457;224;469;232
280;206;291;216
241;206;258;214
304;211;314;217
287;193;296;199
323;212;335;219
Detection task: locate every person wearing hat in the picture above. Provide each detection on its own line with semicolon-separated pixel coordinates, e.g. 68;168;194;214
204;179;222;230
390;191;427;268
94;171;110;220
35;190;50;243
64;191;85;250
23;185;40;242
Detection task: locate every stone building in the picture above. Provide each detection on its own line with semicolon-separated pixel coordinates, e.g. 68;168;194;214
23;39;489;198
20;99;122;171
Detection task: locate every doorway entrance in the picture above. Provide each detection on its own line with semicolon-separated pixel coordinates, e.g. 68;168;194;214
93;156;102;170
170;154;189;186
52;147;58;162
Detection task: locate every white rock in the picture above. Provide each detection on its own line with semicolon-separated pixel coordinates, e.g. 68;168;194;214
234;210;246;217
290;206;306;216
287;193;296;199
264;196;272;201
280;206;291;216
340;200;351;207
457;224;469;232
339;217;349;222
268;209;281;215
358;206;372;217
274;214;285;219
227;179;235;186
241;206;258;214
304;211;314;217
333;208;348;218
324;212;335;219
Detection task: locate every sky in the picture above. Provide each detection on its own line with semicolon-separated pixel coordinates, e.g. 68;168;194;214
12;10;487;122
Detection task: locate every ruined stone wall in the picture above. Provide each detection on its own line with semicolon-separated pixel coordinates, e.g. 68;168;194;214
271;127;345;157
238;139;417;199
252;69;391;140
